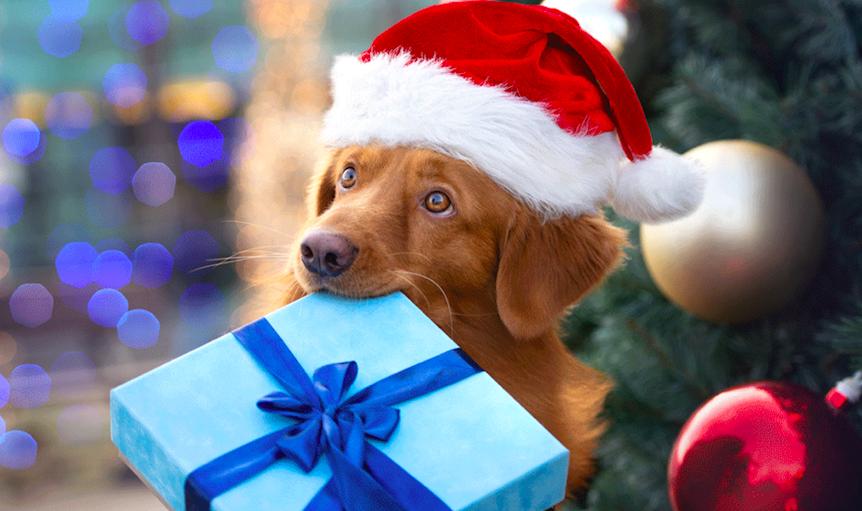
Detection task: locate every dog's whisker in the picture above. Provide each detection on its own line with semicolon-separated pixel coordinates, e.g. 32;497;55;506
390;269;454;337
223;219;293;238
387;270;433;309
190;253;291;273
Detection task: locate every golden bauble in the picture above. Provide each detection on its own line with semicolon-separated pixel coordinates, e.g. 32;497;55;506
640;140;826;324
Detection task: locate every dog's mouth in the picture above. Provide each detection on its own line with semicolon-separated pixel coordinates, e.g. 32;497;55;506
295;262;405;299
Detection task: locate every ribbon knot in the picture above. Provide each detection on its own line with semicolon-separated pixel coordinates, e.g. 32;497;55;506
185;317;482;511
257;360;400;473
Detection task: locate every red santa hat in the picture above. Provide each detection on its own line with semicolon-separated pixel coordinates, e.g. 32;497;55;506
321;1;704;222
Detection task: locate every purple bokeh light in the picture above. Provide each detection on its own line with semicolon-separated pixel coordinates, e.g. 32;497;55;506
178;121;223;167
132;162;176;207
9;284;54;328
170;0;212;18
8;364;51;409
92;250;132;289
0;185;25;229
109;2;144;51
3;119;41;157
50;352;97;398
95;238;132;256
172;230;218;276
181;158;229;193
218;117;257;165
45;92;93;140
212;26;259;73
179;283;225;327
58;282;99;315
50;0;89;22
47;223;92;259
0;430;38;470
38;16;83;58
0;373;9;408
117;309;160;349
132;243;173;288
103;63;147;108
55;241;98;288
88;288;129;327
126;1;170;45
89;147;136;194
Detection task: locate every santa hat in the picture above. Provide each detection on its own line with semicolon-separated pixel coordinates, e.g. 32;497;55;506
321;1;704;222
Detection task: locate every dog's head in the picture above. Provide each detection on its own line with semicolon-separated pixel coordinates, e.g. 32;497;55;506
293;145;626;340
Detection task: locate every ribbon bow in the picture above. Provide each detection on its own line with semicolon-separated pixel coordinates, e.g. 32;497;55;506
185;317;482;511
257;360;401;474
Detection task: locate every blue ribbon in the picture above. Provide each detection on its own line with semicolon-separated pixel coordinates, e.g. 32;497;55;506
184;317;482;511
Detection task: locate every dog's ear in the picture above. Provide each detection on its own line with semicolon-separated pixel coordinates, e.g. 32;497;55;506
496;213;627;340
308;151;339;217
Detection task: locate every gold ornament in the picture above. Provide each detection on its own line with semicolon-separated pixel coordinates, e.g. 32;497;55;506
640;140;826;323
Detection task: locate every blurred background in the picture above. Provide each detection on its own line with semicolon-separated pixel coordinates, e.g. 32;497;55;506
2;0;862;510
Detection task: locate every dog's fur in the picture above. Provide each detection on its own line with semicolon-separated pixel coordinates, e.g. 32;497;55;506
271;145;626;496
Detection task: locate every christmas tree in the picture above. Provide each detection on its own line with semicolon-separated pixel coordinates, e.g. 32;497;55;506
557;0;862;509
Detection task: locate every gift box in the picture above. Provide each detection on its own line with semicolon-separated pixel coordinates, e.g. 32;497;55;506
111;292;568;510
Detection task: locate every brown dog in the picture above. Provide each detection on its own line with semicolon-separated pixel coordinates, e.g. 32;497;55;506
269;144;627;497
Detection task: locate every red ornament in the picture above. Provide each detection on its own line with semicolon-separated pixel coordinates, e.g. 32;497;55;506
668;380;862;511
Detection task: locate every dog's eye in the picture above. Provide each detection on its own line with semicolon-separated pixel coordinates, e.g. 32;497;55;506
339;167;357;189
424;191;452;213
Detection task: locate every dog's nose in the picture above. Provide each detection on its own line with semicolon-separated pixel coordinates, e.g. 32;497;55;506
299;231;357;277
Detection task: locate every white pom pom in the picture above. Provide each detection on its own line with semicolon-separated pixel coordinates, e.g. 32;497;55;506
611;146;706;223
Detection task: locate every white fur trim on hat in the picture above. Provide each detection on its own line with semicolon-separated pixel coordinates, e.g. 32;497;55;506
612;146;706;223
322;52;621;219
322;52;703;222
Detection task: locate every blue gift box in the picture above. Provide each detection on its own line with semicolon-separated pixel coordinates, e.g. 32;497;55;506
111;292;568;510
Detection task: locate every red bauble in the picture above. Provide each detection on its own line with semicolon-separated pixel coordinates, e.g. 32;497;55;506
668;381;862;511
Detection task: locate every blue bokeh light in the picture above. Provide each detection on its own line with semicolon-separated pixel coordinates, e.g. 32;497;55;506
179;283;225;326
45;92;93;140
212;26;259;73
0;373;9;408
218;117;257;165
89;147;136;194
181;158;229;193
109;2;144;51
0;430;38;470
85;188;132;229
132;162;176;207
50;352;97;398
173;230;218;276
103;63;147;108
92;250;133;289
58;282;98;315
178;121;223;167
87;289;129;327
9;284;54;328
3;119;41;157
0;185;25;229
95;238;132;256
47;223;92;259
170;0;212;18
55;241;98;288
132;243;173;288
9;364;51;409
38;16;83;58
50;0;88;22
117;309;160;349
126;1;170;45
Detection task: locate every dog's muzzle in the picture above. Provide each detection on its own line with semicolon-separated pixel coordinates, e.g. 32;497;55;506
299;230;358;277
